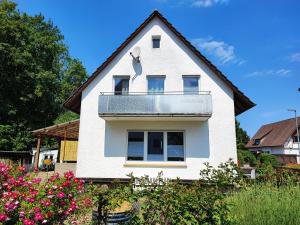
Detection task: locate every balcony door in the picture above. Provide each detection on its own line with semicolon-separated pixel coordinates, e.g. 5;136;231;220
147;132;164;161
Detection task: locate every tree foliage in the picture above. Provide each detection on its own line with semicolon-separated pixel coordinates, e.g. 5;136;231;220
0;0;87;151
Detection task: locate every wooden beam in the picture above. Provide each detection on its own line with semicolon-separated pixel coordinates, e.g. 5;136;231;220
34;137;41;169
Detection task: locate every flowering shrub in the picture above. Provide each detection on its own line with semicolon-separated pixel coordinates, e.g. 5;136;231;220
0;163;85;224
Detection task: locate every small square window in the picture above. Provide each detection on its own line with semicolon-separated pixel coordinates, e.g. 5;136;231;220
152;36;161;48
254;139;260;145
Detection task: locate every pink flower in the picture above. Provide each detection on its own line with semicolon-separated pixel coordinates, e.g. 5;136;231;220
32;178;42;184
19;211;25;218
18;165;25;173
34;212;43;221
23;218;35;225
64;171;74;180
57;192;65;199
0;214;8;222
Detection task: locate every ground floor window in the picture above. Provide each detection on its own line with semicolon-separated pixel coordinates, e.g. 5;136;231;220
127;131;184;162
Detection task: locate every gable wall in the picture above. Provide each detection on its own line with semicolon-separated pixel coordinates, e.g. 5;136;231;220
76;18;237;179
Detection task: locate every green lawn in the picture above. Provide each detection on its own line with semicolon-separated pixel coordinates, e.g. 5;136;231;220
227;183;300;225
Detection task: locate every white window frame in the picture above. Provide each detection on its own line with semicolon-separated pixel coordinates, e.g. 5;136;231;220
182;75;200;94
152;35;161;49
112;75;130;94
146;75;166;94
126;130;185;162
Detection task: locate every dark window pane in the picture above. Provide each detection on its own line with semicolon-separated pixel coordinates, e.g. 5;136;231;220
167;132;184;161
183;77;199;94
128;132;144;161
148;132;164;161
152;38;160;48
148;77;164;94
114;77;129;95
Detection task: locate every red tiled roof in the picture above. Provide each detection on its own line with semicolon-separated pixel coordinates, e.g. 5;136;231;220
246;117;300;148
63;10;255;115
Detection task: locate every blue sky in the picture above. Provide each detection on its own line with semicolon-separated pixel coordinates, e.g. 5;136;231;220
15;0;300;136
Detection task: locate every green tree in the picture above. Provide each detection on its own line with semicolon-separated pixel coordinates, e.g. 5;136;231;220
235;120;250;150
0;0;87;151
235;120;257;166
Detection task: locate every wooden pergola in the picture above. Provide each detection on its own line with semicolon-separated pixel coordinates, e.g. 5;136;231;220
32;119;79;169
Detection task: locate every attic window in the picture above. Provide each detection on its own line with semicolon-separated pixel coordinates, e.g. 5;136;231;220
293;136;299;143
152;36;161;48
254;139;260;145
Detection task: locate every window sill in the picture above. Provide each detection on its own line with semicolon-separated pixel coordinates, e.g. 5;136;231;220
123;162;187;168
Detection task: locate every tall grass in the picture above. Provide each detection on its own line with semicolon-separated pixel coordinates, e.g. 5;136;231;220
227;183;300;225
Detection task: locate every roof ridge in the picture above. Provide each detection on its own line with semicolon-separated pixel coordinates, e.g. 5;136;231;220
262;116;300;126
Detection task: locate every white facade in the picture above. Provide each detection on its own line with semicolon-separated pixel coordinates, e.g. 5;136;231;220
76;17;238;180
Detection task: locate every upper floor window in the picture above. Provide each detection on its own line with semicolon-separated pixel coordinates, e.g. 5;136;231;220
152;35;161;48
114;76;129;95
293;136;299;143
147;76;165;94
183;76;199;94
254;139;260;145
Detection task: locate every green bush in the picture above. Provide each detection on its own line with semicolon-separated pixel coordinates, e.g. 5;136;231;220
257;153;280;167
128;174;234;225
237;149;257;166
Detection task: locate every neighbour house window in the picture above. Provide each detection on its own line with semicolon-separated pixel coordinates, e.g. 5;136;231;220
147;76;165;94
127;132;144;161
183;76;199;94
127;131;185;162
152;36;161;48
114;76;129;95
254;139;260;145
293;136;300;143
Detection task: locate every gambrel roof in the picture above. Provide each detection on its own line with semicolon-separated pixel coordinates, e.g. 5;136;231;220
64;10;255;115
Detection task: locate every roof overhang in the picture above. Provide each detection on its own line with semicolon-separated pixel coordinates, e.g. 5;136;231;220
32;119;79;140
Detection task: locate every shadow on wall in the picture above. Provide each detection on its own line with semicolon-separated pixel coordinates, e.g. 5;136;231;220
103;120;210;159
132;59;142;81
104;122;127;157
185;121;210;158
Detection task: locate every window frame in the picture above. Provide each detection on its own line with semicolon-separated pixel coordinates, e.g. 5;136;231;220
182;75;200;94
152;35;161;48
126;130;185;162
113;75;130;95
147;75;165;94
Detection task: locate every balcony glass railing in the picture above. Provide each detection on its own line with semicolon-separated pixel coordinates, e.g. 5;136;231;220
98;92;212;118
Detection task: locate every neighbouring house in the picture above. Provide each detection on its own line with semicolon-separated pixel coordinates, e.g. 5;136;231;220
59;10;254;181
246;117;300;164
32;120;79;174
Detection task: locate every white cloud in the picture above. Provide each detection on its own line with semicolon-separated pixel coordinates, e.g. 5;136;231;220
192;37;242;65
245;69;291;78
191;0;229;7
153;0;229;7
290;52;300;62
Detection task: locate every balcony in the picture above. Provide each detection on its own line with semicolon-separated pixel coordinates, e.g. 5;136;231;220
98;92;212;121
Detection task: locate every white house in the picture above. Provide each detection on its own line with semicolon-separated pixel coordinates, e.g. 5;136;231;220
246;117;300;164
64;10;254;181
